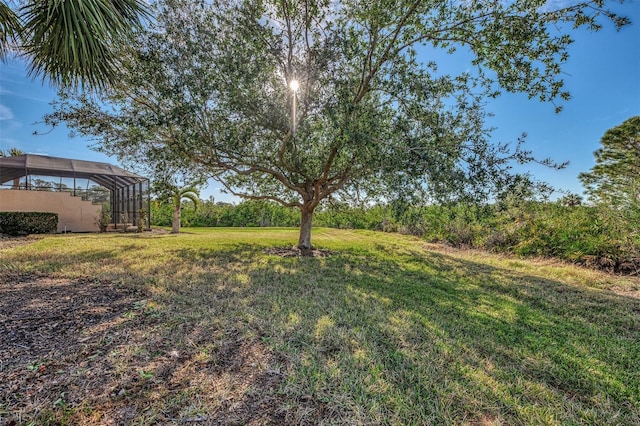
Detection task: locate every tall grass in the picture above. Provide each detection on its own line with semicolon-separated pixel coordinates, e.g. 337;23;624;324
403;202;639;274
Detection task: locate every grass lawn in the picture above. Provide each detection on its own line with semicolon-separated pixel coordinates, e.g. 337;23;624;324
1;228;638;425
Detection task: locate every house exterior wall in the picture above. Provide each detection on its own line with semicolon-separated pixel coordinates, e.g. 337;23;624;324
0;190;101;232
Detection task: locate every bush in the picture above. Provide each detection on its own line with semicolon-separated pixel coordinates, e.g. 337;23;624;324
390;201;640;274
0;212;58;235
315;204;386;230
95;205;111;232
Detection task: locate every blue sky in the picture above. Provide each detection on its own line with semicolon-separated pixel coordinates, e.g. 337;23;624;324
1;1;639;203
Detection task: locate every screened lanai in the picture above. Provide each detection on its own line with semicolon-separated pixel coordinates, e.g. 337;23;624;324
0;154;150;230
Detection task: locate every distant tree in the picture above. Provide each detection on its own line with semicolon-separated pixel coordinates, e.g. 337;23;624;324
86;184;110;204
48;0;629;253
559;193;583;208
579;116;640;209
0;147;24;157
31;178;54;191
0;0;148;89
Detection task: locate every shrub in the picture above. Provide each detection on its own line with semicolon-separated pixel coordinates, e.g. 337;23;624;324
0;212;58;235
95;205;111;232
315;204;386;230
397;201;639;274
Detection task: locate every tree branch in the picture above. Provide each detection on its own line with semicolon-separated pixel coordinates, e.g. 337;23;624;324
215;177;302;208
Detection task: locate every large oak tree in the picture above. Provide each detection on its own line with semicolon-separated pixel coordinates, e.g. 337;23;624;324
49;0;629;251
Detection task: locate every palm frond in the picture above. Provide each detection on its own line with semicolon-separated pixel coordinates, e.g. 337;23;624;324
20;0;149;89
0;1;21;61
178;187;201;211
0;146;24;157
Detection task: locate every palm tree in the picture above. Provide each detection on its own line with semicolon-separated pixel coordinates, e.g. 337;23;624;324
0;0;148;89
0;147;24;157
560;193;583;208
168;185;200;234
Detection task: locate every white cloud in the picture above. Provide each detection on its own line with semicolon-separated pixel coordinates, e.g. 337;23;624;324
539;0;580;12
0;104;14;120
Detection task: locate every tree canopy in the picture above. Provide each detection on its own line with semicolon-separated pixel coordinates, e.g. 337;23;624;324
48;0;629;251
579;116;640;208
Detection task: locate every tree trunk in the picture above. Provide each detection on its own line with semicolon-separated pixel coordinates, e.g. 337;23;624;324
172;205;181;233
298;205;314;254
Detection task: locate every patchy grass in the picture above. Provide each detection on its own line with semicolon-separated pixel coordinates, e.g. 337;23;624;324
1;228;638;425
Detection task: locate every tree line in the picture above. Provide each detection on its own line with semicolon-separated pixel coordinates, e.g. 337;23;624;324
151;195;639;275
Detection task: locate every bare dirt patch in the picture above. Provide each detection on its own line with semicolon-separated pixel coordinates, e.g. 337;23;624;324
608;285;640;300
0;235;40;251
0;274;290;425
0;274;145;423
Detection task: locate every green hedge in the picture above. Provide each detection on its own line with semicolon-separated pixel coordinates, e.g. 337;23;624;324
0;212;58;235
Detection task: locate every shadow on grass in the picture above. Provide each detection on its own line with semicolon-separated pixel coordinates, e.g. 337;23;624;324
0;271;291;425
323;251;640;423
152;243;640;424
1;238;638;424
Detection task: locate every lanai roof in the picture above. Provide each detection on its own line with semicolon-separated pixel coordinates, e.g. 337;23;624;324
0;154;146;189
